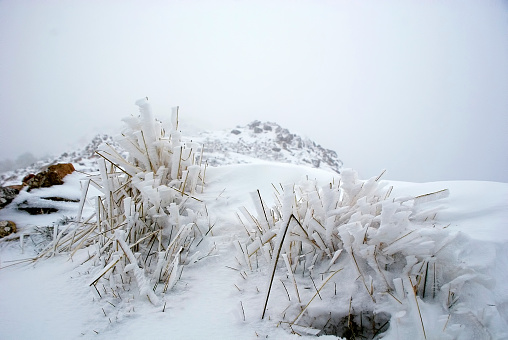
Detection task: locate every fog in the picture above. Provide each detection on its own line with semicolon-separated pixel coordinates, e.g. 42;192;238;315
1;0;507;182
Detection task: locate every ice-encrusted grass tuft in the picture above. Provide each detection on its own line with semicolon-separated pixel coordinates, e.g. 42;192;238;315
36;98;209;305
237;169;500;339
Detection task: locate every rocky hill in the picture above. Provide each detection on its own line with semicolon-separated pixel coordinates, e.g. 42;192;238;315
190;120;342;173
0;121;342;187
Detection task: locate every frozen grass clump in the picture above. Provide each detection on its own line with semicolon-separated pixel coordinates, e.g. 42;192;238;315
237;169;502;339
37;98;209;305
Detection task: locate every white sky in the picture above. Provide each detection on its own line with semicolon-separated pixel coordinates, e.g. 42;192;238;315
1;0;507;182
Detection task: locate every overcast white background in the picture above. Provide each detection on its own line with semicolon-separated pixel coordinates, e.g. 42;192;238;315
1;0;507;182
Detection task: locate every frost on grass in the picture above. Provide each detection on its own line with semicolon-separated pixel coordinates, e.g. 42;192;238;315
36;98;210;305
237;169;505;339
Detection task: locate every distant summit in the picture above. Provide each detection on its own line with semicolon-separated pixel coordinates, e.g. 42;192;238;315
193;121;342;173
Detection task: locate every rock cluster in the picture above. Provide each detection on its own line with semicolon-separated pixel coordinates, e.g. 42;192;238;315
199;121;343;173
0;163;76;222
23;163;75;191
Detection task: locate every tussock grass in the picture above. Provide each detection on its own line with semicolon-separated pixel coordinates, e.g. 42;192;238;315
237;169;457;338
36;99;208;305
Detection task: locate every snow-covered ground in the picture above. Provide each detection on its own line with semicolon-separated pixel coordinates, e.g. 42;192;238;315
1;160;507;340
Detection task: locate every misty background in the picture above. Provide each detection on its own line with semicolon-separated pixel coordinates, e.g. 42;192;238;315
1;0;507;182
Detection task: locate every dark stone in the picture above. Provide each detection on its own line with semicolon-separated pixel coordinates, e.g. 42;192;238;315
253;127;263;134
41;197;80;202
18;207;59;215
0;187;19;209
231;129;241;135
248;121;261;129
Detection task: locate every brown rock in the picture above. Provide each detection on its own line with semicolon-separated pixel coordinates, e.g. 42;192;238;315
22;173;35;185
47;163;75;179
26;163;75;190
7;185;24;191
0;220;16;238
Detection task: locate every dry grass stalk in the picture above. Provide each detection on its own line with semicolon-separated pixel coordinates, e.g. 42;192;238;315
262;214;297;319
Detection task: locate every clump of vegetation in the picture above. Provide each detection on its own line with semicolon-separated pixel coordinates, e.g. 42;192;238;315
37;98;209;304
235;169;476;338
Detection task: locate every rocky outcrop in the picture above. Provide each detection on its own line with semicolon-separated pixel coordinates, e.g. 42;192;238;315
0;186;19;209
0;220;16;238
0;163;77;215
23;163;75;191
198;121;343;173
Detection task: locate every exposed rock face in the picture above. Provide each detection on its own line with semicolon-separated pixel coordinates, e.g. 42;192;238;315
0;220;16;238
0;187;19;209
24;163;75;190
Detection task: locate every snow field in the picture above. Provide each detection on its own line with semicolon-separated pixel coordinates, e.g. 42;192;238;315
1;101;507;339
1;162;507;339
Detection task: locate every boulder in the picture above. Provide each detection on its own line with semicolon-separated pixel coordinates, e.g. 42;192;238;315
248;120;261;129
48;163;75;179
0;220;16;238
0;186;19;209
24;163;75;190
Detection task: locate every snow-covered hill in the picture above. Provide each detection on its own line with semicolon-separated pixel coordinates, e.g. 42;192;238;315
0;120;342;188
191;120;342;173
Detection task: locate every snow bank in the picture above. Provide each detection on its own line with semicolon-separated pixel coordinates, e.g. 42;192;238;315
1;159;506;339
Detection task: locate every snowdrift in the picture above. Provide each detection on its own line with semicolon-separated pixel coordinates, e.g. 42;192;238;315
1;162;507;339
